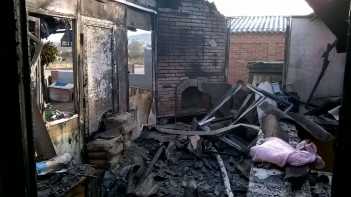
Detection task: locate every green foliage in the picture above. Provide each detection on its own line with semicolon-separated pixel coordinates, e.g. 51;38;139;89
41;42;59;67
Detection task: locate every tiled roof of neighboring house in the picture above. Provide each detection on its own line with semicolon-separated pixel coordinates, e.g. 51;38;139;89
230;16;289;33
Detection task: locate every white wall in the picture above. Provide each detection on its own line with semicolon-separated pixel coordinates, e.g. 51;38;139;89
286;17;346;102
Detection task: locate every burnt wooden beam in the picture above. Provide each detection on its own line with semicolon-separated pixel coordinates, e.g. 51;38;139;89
156;123;260;136
32;95;57;160
260;102;335;142
261;113;288;141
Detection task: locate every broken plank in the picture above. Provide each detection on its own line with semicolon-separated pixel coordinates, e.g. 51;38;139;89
32;98;56;160
288;113;335;142
260;102;335;142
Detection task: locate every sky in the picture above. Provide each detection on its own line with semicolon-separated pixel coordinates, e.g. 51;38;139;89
207;0;314;16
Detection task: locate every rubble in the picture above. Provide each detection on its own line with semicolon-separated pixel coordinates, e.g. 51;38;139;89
100;132;250;197
36;81;337;197
87;112;138;170
37;164;96;197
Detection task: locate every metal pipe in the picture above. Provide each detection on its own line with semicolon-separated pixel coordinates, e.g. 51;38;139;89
198;116;216;127
218;136;249;153
110;0;157;14
236;93;253;117
232;97;266;125
247;85;264;98
198;85;242;126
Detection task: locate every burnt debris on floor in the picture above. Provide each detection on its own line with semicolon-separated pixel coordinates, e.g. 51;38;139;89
79;81;336;196
31;79;338;196
98;129;250;197
37;163;96;197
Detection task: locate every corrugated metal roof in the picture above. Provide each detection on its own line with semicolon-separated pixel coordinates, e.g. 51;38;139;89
230;16;288;33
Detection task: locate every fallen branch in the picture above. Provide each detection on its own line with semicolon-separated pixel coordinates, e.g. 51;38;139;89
156;123;260;136
212;146;234;197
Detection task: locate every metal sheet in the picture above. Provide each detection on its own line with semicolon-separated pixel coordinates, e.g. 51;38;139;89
47;115;81;162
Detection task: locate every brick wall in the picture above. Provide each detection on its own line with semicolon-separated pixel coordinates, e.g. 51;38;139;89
157;0;226;118
228;33;285;84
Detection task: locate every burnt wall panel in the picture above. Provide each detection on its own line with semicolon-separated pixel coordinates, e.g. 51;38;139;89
81;0;126;23
156;0;227;118
127;7;152;30
82;17;115;135
116;26;129;113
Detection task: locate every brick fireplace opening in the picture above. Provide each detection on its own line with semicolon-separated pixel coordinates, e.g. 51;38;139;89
176;78;211;117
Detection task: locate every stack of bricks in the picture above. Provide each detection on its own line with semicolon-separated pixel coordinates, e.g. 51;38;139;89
228;33;285;84
157;0;227;118
87;112;139;171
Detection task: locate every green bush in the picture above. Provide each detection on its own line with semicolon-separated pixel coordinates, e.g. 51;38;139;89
41;42;59;67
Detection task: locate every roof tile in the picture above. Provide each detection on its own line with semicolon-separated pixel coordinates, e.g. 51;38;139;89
230;16;289;33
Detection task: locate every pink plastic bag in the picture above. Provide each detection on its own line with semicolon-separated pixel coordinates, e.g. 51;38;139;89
250;137;324;168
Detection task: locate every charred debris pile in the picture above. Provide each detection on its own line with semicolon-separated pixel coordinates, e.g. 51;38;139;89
85;81;338;196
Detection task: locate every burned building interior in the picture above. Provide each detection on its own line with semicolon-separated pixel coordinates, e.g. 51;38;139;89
3;0;351;196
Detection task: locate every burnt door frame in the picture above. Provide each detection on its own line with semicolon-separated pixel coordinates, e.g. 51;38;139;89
2;0;37;196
